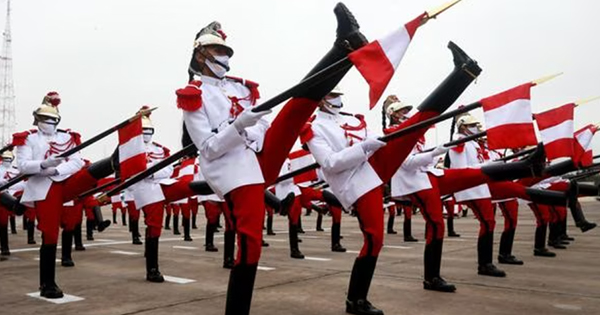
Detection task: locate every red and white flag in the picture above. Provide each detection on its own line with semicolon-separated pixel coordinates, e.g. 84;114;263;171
289;149;318;185
480;83;538;149
534;103;575;161
349;12;427;109
118;116;146;180
574;124;598;167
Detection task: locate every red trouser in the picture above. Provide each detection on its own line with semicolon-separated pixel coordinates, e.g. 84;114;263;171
444;199;456;218
142;202;165;238
180;203;191;219
203;201;223;225
224;184;265;265
61;202;84;232
165;204;172;216
497;200;519;231
25;207;36;222
171;204;181;216
299;186;324;209
0;204;9;226
354;187;385;258
265;205;274;216
34;169;98;244
84;206;94;220
529;203;550;227
488;181;530;201
189;198;199;216
288;197;303;225
330;205;342;224
126;201;139;221
463;199;496;236
401;204;412;220
111;202;125;214
387;204;396;217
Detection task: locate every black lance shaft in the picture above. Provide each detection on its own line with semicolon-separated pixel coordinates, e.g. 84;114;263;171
418;131;487;154
251;58;353;113
77;178;120;200
495;147;536;162
100;144;197;199
275;101;483;184
0;144;13;154
0;108;156;192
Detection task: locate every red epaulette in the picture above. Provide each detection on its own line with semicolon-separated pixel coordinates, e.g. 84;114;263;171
59;129;82;146
299;123;314;145
226;76;260;105
176;80;202;111
11;129;37;146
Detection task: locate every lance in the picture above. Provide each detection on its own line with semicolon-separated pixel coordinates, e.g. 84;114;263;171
0;107;157;192
251;0;463;113
566;169;600;181
418;131;487;153
77;178;120;200
98;144;197;201
0;144;13;154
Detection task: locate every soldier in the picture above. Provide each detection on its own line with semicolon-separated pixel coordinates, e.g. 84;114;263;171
110;192;126;226
275;159;305;259
123;188;142;244
177;4;369;313
14;91;116;298
0;151;18;256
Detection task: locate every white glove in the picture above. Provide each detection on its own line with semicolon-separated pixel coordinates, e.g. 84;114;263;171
39;167;58;177
233;108;272;133
41;156;64;169
432;146;450;156
360;138;386;154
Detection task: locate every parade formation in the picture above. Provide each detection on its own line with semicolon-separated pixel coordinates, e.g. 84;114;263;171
0;1;599;315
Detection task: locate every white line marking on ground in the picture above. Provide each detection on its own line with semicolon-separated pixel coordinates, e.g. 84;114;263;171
163;276;196;284
346;250;360;254
110;250;139;256
257;266;276;271
304;256;331;262
173;246;199;250
384;245;412;249
553;304;582;311
27;292;85;304
263;238;285;242
33;258;61;262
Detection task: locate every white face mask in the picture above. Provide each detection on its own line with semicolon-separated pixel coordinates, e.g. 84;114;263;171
323;96;343;115
38;121;58;135
205;55;230;78
143;134;153;144
467;126;480;134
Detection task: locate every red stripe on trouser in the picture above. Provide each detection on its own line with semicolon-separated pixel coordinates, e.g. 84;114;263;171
189;198;199;215
180;203;191;219
25;207;36;222
61;203;84;232
203;201;222;225
330;206;342;224
0;205;9;225
444;199;455;218
528;203;550;227
401;205;412;220
408;174;446;244
288;197;302;225
265;205;274;216
388;204;396;217
354;187;384;258
224;184;265;265
142;201;164;238
171;204;181;216
126;201;140;221
369;111;438;182
488;181;529;201
258;98;320;186
498;200;518;231
34;168;99;244
463;199;496;236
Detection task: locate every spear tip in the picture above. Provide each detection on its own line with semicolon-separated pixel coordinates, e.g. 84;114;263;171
575;96;600;107
532;72;563;86
422;0;463;25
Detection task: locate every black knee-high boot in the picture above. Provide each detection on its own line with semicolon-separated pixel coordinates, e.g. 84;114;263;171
0;225;9;256
182;217;192;241
331;223;346;252
289;223;304;259
73;224;85;251
498;229;522;265
316;213;324;232
548;222;567;249
346;256;383;315
266;214;275;235
27;220;36;244
86;219;95;241
403;219;417;242
112;212;117;224
477;232;505;277
122;212;127;226
9;216;16;234
223;230;235;269
145;236;164;282
61;230;75;267
131;219;142;245
534;224;555;257
191;213;198;229
173;214;181;235
225;263;258;315
423;239;455;292
164;213;171;230
387;213;397;234
205;224;218;252
447;215;460;237
40;243;63;299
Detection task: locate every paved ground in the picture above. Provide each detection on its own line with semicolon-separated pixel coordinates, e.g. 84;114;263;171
1;199;599;315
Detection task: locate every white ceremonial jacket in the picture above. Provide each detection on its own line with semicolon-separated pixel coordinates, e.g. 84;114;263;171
132;142;173;209
183;75;268;198
275;158;301;199
172;157;198;204
16;129;84;205
448;134;491;202
306;111;382;210
195;159;224;203
391;139;444;198
0;165;24;195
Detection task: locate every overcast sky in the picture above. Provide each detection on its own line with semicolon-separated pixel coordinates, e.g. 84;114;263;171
6;0;600;160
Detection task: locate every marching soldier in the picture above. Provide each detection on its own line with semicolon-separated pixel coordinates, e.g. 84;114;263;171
0;150;18;256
